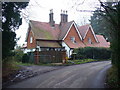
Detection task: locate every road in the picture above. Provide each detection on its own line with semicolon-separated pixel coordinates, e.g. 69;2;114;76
7;61;111;88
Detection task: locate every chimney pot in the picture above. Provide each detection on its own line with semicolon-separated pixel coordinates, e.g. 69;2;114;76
63;10;65;14
66;10;67;14
49;9;55;27
60;10;68;24
61;9;63;13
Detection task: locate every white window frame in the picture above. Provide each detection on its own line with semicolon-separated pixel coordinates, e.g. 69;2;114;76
88;38;92;44
30;36;33;43
70;36;76;43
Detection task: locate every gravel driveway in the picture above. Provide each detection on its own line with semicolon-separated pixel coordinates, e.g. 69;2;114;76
3;65;65;88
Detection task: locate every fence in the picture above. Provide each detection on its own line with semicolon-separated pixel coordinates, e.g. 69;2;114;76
34;50;66;64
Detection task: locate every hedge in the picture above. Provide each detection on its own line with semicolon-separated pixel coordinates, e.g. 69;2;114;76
72;47;111;60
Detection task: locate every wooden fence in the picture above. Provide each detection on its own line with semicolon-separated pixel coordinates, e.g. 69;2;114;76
34;50;66;64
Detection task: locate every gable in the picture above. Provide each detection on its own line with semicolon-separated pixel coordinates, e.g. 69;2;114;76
27;29;36;49
58;21;74;40
64;24;85;48
78;24;89;38
83;27;97;44
63;22;82;40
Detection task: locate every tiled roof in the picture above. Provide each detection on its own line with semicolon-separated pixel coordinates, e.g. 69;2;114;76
30;20;74;40
64;40;85;48
30;20;61;40
59;21;74;40
84;35;110;48
94;35;110;48
28;20;110;48
36;40;61;48
78;24;90;38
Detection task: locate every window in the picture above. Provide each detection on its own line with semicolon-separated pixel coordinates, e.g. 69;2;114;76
88;38;92;44
70;36;76;43
30;37;33;43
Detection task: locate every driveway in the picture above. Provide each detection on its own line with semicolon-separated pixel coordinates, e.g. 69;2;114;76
7;61;111;88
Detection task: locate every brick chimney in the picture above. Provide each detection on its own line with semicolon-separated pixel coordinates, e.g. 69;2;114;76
60;10;68;24
49;9;55;27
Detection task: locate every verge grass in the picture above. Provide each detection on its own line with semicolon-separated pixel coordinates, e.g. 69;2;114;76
106;65;120;88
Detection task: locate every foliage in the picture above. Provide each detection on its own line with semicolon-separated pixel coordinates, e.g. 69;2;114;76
2;56;20;77
98;1;120;87
66;59;98;65
73;47;111;60
22;53;29;63
14;45;24;62
98;1;120;65
16;62;34;66
14;50;24;62
106;65;120;88
90;9;112;42
2;2;29;59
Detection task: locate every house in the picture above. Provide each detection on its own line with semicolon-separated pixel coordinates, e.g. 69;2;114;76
25;9;110;58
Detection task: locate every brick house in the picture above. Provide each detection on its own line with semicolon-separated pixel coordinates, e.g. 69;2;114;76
25;10;110;58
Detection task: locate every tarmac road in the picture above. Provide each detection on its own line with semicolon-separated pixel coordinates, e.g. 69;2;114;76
7;61;111;88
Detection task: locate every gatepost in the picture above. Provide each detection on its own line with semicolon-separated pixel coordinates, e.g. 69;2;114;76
34;48;39;64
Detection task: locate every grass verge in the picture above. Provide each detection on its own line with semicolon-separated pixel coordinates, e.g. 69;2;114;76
2;57;21;83
15;59;110;66
65;59;98;65
16;62;34;66
106;65;120;88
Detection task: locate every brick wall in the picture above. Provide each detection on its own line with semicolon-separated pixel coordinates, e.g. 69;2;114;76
27;30;36;49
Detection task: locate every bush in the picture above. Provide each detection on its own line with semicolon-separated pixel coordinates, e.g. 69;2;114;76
14;50;24;62
2;56;20;77
22;54;29;63
73;47;111;60
106;65;120;88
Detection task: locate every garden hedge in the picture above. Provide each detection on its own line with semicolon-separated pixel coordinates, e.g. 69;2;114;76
72;47;111;60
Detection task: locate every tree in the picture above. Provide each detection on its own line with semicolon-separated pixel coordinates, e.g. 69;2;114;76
98;1;120;65
90;9;112;42
98;0;120;86
2;2;29;59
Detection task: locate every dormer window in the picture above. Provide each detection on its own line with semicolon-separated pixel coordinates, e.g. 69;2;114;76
30;37;33;43
70;36;76;43
88;38;92;44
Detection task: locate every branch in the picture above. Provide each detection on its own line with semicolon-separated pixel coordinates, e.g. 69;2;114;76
98;0;118;26
98;0;117;12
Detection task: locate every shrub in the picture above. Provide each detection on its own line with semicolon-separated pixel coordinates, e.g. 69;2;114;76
106;65;119;88
22;54;29;63
14;50;24;62
2;56;20;77
73;47;111;60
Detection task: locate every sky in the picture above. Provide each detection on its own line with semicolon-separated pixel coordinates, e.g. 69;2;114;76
15;0;101;46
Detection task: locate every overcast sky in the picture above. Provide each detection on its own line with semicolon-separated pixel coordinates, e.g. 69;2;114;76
16;0;101;46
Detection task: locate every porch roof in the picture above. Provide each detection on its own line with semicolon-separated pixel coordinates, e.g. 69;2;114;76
36;41;62;48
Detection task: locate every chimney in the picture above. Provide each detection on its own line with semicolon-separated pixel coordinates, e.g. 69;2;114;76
49;9;55;27
60;10;68;24
65;11;68;22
